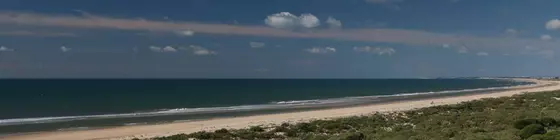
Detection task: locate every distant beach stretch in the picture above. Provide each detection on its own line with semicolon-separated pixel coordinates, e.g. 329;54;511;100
2;78;560;140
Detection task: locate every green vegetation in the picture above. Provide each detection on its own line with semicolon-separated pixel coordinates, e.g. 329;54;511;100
146;91;560;140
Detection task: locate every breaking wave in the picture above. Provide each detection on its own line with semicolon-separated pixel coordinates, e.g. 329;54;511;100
0;81;535;126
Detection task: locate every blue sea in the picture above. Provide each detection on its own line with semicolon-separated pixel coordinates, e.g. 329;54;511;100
0;79;532;134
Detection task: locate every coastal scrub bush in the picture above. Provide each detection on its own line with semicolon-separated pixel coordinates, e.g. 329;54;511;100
214;128;229;134
342;132;365;140
149;90;560;140
281;122;290;127
541;130;560;139
232;129;257;139
285;129;298;137
185;131;212;139
539;117;558;127
249;126;264;132
273;125;289;132
153;134;190;140
527;131;560;140
519;124;546;139
515;119;541;129
295;122;316;133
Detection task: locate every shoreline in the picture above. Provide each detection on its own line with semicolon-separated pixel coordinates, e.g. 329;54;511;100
0;79;530;127
0;79;529;129
3;78;559;140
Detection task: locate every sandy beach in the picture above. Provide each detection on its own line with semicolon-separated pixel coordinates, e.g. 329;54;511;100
3;78;560;140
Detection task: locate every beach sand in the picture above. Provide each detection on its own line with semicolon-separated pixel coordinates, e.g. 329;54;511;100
3;79;560;140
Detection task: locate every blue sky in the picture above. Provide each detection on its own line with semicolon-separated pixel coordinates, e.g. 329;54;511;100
0;0;559;78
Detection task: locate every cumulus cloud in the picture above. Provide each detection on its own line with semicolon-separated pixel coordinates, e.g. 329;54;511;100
524;46;536;50
476;52;489;56
442;44;450;48
175;30;195;36
299;14;320;28
265;12;320;29
187;45;216;55
0;46;14;52
149;46;162;52
264;12;298;29
541;34;552;41
505;28;517;36
353;46;396;56
546;19;560;30
149;46;177;52
305;47;336;54
249;42;266;48
326;17;342;29
60;46;71;52
162;46;177;52
457;46;468;53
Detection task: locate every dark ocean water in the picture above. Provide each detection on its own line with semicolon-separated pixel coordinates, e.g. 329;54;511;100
0;79;532;134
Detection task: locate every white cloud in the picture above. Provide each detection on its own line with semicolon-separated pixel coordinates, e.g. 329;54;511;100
189;45;216;55
176;30;195;36
149;46;162;52
505;28;517;36
457;46;468;53
326;17;342;29
353;46;396;55
265;12;320;29
249;42;266;48
149;46;176;53
299;14;320;28
60;46;71;52
305;47;336;54
0;46;14;52
476;52;489;56
264;12;298;29
541;34;552;41
525;45;538;51
442;44;450;48
546;19;560;30
162;46;177;52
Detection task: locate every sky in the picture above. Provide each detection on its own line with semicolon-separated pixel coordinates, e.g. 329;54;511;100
0;0;559;78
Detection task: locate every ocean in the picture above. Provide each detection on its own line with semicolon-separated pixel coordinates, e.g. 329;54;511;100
0;79;532;134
